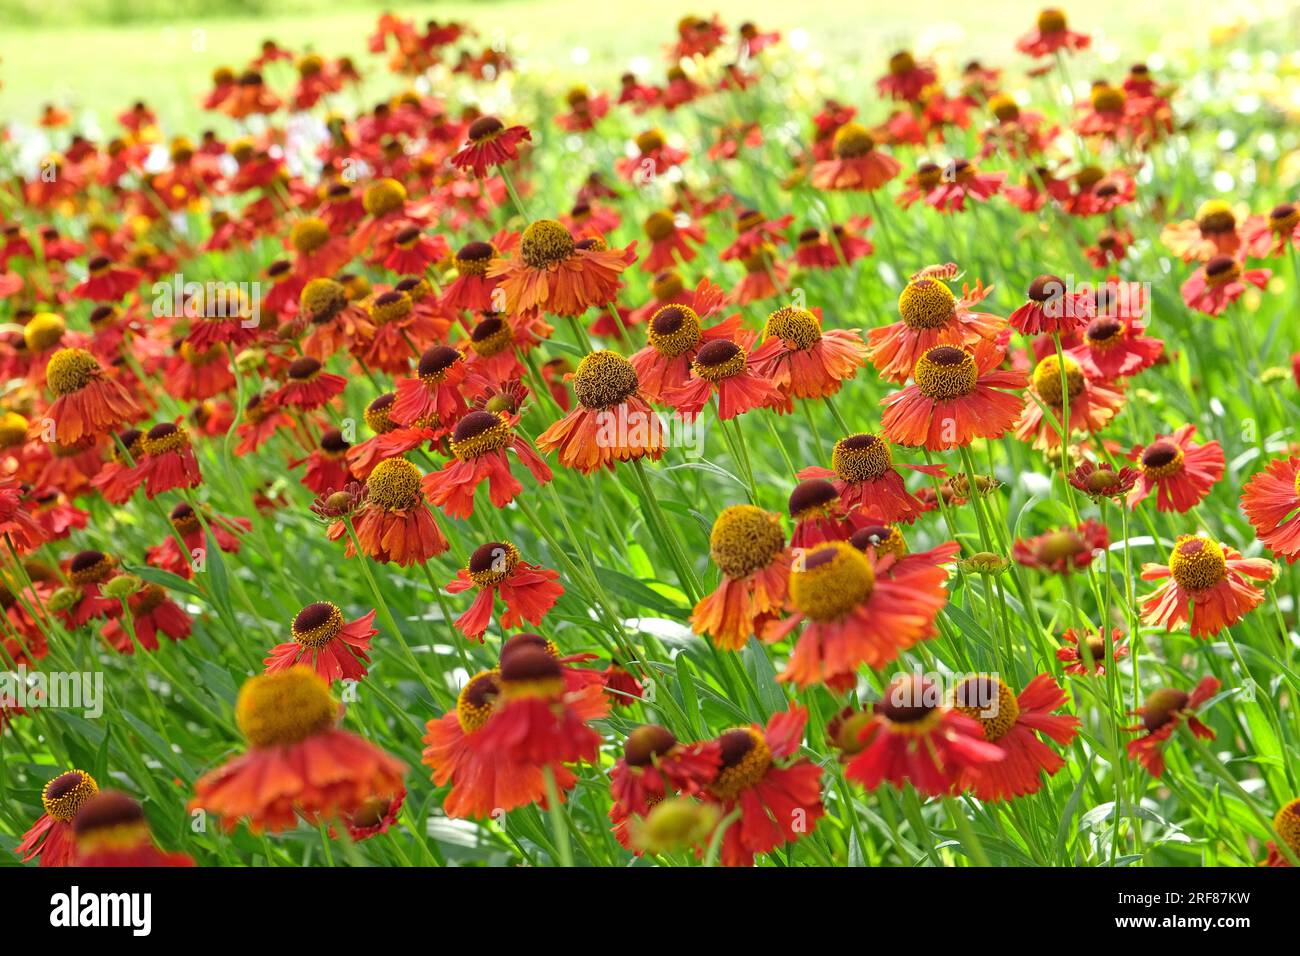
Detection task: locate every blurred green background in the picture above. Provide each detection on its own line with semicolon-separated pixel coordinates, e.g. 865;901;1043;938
0;0;1251;130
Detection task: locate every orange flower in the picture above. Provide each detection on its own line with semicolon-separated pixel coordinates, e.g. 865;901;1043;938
1013;519;1109;574
664;330;785;420
1140;536;1272;637
1241;456;1300;562
473;644;607;765
1016;8;1090;58
264;602;377;683
764;539;958;688
844;675;1003;796
487;219;633;318
43;348;139;445
1125;677;1219;777
751;305;865;400
691;504;791;651
422;670;571;819
0;478;45;552
867;270;1006;384
190;668;405;832
609;725;721;849
1008;273;1093;335
421;410;552;519
73;791;194;867
811;122;901;191
100;583;192;654
797;432;944;524
1263;798;1300;867
536;350;665;473
330;457;449;566
1126;425;1224;512
270;357;348;411
1057;627;1128;675
444;540;563;641
1014;353;1125;450
629;296;742;402
1160;200;1245;263
128;421;204;498
951;674;1080;801
390;345;469;427
16;769;99;866
699;704;824;867
450;115;531;177
881;341;1027;451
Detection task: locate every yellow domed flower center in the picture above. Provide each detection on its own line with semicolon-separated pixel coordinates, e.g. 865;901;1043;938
691;339;746;382
363;178;407;216
832;433;893;481
180;342;222;366
365;457;423;511
651;271;685;300
1032;354;1085;405
1089;84;1126;113
1085;317;1124;349
1204;255;1242;287
1139;440;1185;479
852;523;908;559
369;290;412;326
1196;199;1237;235
450;410;512;460
789;541;874;621
470;317;514;357
42;769;99;821
520;219;576;269
140;422;190;456
832;122;876;159
888;50;916;75
875;675;944;734
69;550;114;586
1037;7;1068;32
709;504;784;579
1085;468;1120;495
647;304;702;357
454;241;496;276
300;278;347;322
24;312;66;351
290;216;330;254
46;348;102;397
1169;536;1228;591
898;278;956;330
466;541;521;588
1075;166;1105;190
456;670;502;733
764;306;823;350
1140;688;1190;732
573;350;640;410
1037;529;1086;563
635;129;666;154
644;211;677;242
914;346;978;400
709;727;772;800
988;93;1020;123
1273;797;1300;855
236;667;336;748
1269;203;1299;236
952;675;1020;741
364;394;396;435
915;162;944;190
291;601;344;648
0;411;29;448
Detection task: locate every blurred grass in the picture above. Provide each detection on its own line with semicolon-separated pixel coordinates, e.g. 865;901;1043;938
1;0;1231;131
